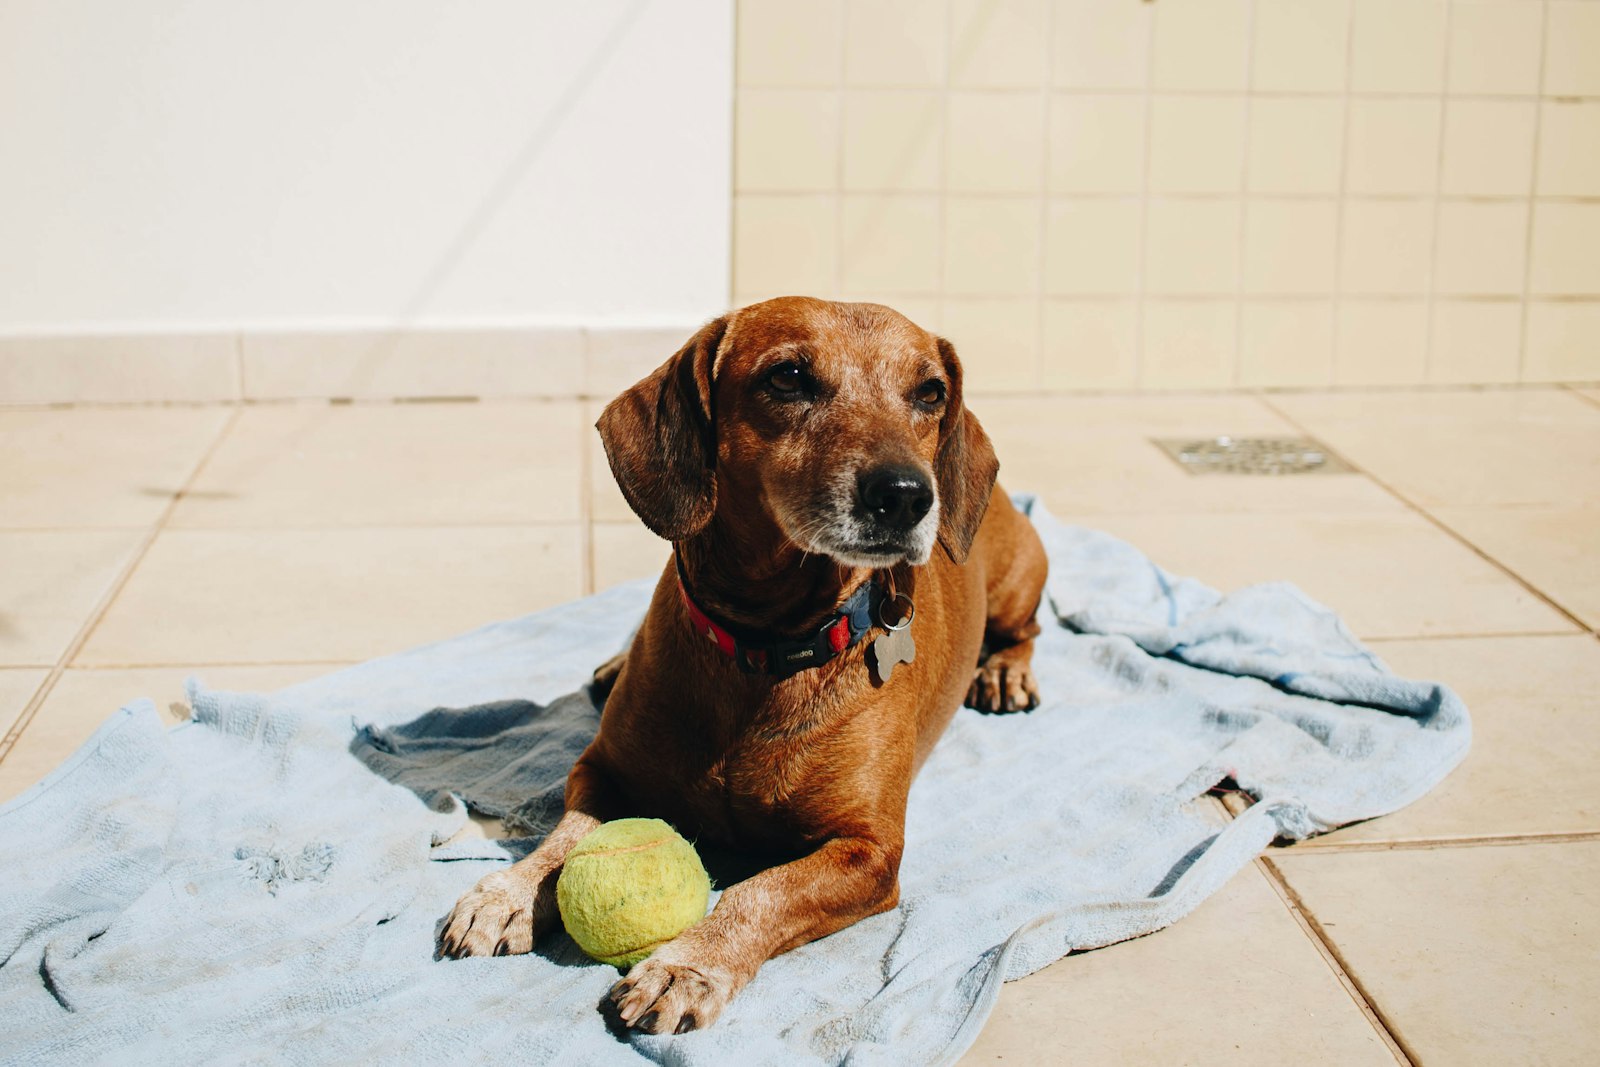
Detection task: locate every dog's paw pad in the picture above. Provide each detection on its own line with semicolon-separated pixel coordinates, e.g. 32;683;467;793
966;657;1040;714
438;870;547;959
609;957;731;1035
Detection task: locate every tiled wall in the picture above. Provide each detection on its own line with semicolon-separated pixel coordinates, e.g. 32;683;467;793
733;0;1600;392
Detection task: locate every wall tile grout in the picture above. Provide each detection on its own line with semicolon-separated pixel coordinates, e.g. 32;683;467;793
736;187;1600;204
728;0;1598;390
1423;2;1456;383
1330;0;1359;384
1034;0;1055;391
831;0;846;301
937;0;953;337
1134;2;1157;388
1231;1;1259;388
1516;2;1552;382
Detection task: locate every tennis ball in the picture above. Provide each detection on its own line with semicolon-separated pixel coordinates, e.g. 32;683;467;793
556;818;711;968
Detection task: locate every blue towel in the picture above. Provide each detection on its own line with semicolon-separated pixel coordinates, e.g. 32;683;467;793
0;498;1469;1066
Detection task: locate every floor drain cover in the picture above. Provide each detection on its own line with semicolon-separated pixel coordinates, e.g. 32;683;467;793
1151;435;1354;476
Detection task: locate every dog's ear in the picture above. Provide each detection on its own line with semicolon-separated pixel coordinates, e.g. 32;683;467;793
596;316;728;541
933;337;999;564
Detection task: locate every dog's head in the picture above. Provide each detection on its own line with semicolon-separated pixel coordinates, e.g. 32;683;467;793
597;297;999;566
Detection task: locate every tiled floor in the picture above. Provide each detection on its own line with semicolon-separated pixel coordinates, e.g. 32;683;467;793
2;385;1597;1063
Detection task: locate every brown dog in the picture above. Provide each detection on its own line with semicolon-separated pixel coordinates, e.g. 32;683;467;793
439;297;1048;1034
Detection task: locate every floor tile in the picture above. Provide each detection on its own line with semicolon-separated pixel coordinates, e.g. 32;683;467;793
1270;389;1600;508
76;526;583;666
171;402;582;528
0;668;48;742
0;408;230;528
1068;511;1576;640
979;395;1405;516
592;521;670;592
1296;635;1600;846
961;862;1393;1066
1430;507;1600;630
1569;386;1600;407
0;664;346;804
1271;841;1600;1065
0;530;145;666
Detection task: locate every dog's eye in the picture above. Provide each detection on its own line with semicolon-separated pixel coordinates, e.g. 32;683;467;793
915;379;946;407
767;363;806;395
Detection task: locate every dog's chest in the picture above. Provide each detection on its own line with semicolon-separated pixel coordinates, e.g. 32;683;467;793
629;680;873;848
665;727;838;847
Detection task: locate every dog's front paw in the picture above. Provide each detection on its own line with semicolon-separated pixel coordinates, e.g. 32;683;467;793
606;951;740;1035
438;867;555;959
966;651;1040;713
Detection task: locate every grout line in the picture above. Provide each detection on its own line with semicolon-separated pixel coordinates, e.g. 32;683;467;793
734;186;1600;205
1284;830;1600;855
1259;394;1594;634
6;379;1594;414
751;292;1559;305
1515;3;1551;382
1415;510;1592;634
0;406;244;766
1563;383;1600;411
1230;1;1257;388
724;84;1600;103
936;0;954;335
36;660;357;671
1253;857;1418;1067
725;40;736;309
579;401;596;596
114;521;589;532
1034;0;1054;391
1216;792;1600;853
1329;0;1357;384
832;0;846;301
1133;2;1157;387
1364;628;1581;642
1421;1;1454;383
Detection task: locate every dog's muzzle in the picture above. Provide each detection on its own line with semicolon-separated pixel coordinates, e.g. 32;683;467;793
857;465;933;533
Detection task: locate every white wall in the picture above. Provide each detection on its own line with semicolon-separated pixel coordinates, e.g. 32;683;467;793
0;1;732;333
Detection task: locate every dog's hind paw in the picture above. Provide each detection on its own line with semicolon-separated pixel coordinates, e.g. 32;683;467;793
966;650;1040;713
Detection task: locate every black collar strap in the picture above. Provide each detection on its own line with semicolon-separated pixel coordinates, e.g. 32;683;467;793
675;556;884;678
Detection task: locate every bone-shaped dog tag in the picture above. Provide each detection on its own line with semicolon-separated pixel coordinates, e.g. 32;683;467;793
870;625;915;683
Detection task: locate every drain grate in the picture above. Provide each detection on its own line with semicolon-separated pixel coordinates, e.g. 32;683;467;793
1151;435;1354;476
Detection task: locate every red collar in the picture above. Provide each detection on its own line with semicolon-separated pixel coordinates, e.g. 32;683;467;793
675;556;884;678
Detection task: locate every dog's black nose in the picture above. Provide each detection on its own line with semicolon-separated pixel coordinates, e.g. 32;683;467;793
859;466;934;529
